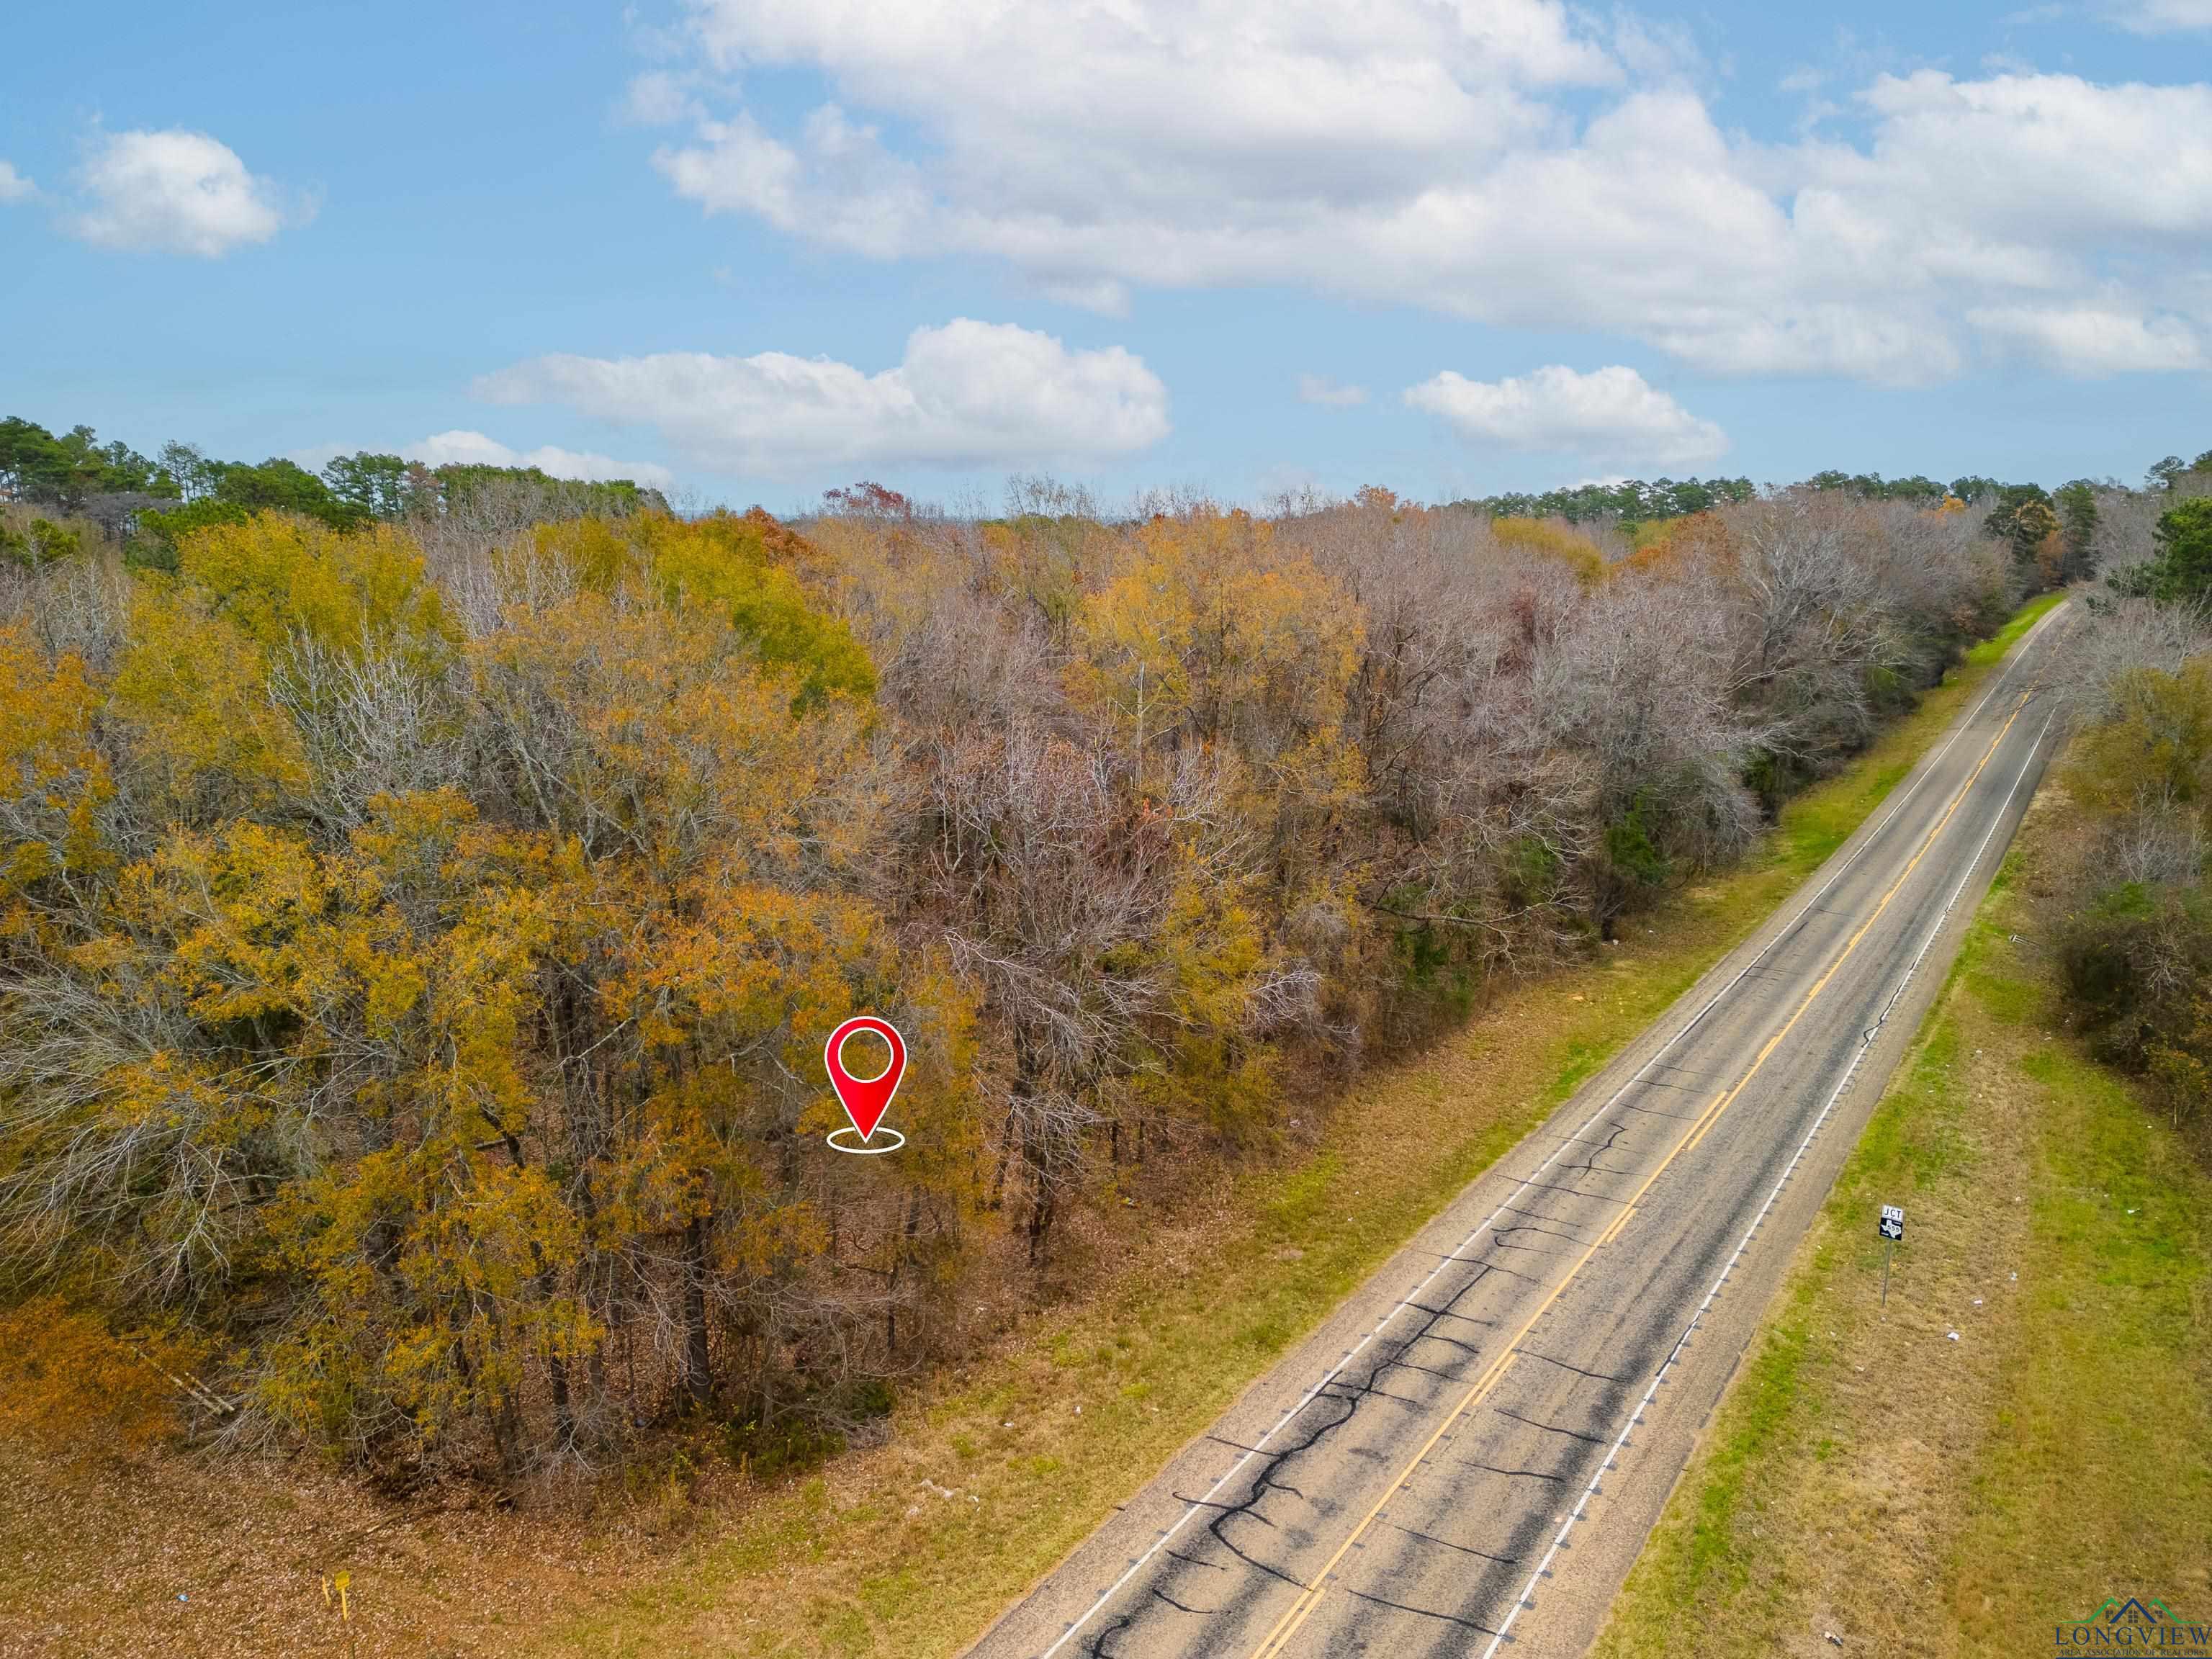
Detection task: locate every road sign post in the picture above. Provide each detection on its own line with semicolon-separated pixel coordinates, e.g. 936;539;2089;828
1878;1205;1905;1307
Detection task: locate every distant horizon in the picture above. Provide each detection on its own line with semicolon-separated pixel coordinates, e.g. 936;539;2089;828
6;406;2193;531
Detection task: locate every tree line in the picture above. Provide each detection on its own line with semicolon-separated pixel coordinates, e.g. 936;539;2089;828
1451;474;1758;529
0;415;667;572
0;424;2142;1483
1449;467;2132;573
2044;451;2212;1151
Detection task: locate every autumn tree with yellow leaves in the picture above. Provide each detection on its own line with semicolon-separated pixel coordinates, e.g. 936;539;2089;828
0;473;2044;1481
0;507;972;1475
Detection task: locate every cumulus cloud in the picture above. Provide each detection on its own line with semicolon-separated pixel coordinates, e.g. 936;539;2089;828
1297;374;1368;408
404;431;675;490
646;2;2212;382
1967;305;2205;374
475;318;1170;478
70;129;285;256
654;106;930;261
0;162;33;204
1405;364;1729;470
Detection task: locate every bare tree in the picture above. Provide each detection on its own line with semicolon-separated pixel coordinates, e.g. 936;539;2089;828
2051;594;2212;722
1541;566;1763;925
914;722;1173;1260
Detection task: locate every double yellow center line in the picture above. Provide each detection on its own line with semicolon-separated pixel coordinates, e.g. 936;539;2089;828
1245;688;2036;1659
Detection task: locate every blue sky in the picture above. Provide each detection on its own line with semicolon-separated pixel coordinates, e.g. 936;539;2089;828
2;0;2207;511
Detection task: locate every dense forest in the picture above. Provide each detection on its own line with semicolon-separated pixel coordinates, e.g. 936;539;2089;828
0;414;2198;1485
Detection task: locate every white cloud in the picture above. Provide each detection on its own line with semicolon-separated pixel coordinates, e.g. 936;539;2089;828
1297;374;1368;408
475;318;1171;479
1832;73;2212;249
621;71;703;126
1405;364;1730;470
0;162;34;204
70;129;284;257
647;4;2212;383
655;106;930;261
404;431;676;490
2105;0;2212;30
1967;305;2205;374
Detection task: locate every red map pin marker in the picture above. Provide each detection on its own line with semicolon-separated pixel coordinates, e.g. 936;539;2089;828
824;1016;907;1153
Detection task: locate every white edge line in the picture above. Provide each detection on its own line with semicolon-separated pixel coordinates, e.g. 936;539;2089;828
1032;606;2065;1659
1477;701;2058;1658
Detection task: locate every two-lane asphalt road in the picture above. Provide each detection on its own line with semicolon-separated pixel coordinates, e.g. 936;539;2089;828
968;602;2071;1659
